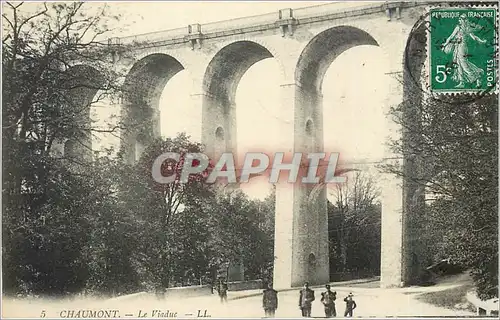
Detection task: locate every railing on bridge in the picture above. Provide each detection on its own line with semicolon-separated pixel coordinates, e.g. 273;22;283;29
293;2;386;20
109;1;429;47
201;12;278;34
116;26;187;45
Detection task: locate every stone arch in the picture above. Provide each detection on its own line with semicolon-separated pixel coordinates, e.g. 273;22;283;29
307;252;318;282
208;37;289;81
203;40;275;108
61;64;106;162
294;26;380;157
64;64;106;97
201;40;279;160
296;26;379;94
121;53;185;163
200;40;282;282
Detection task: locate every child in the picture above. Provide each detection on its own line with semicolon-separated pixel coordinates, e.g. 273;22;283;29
343;293;357;317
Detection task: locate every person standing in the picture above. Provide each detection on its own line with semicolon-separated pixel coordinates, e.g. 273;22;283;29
209;277;215;294
343;293;357;317
262;283;278;317
320;284;337;317
218;281;228;303
298;282;315;317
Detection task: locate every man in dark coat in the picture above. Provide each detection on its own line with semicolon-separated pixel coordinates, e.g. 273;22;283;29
262;283;278;317
343;293;357;317
298;282;315;317
320;284;337;317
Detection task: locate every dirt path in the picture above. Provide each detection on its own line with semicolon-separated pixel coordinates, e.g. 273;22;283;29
3;281;475;318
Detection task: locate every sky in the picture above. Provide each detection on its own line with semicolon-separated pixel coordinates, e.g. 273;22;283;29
25;1;392;200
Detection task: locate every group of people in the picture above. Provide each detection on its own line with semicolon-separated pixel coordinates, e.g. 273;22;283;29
263;282;357;318
214;279;357;318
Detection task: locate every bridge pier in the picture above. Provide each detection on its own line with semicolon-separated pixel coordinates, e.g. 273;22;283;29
380;170;405;288
201;94;237;163
272;82;329;289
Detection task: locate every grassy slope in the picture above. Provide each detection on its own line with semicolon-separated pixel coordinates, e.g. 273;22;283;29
415;273;476;312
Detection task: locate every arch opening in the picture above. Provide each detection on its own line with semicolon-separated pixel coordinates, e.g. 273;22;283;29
296;26;379;94
294;26;381;159
122;53;185;163
202;41;276;165
159;69;196;140
304;119;315;153
319;41;386;283
203;41;274;108
322;46;389;163
63;139;77;159
235;55;282;201
308;253;317;266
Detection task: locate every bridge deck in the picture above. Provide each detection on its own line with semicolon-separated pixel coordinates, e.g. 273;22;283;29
111;1;437;47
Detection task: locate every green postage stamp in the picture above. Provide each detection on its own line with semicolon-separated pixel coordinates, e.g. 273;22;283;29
428;7;498;93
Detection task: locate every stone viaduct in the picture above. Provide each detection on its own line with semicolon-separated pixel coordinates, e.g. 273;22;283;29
65;1;435;290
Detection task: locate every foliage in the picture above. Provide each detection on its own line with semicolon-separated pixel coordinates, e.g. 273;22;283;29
114;134;275;290
385;94;498;299
203;187;275;282
117;134;215;290
2;2;124;149
2;2;134;296
328;172;382;276
82;156;141;295
2;152;141;296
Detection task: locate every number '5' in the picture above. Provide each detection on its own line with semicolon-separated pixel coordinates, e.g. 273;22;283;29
435;65;450;83
40;310;46;318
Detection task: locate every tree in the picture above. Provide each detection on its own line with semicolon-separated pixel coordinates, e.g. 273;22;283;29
81;155;141;295
2;2;133;295
202;187;275;282
329;171;381;275
253;186;276;280
2;2;125;155
118;134;214;291
385;94;498;299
